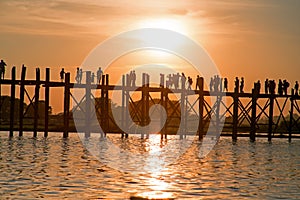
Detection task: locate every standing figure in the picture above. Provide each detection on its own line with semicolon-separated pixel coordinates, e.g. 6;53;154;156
278;79;283;95
265;79;269;94
75;67;80;83
210;77;214;92
160;73;164;87
79;69;83;84
254;80;261;94
234;77;239;92
166;74;172;88
196;75;201;90
91;72;95;83
128;71;133;86
0;59;7;80
132;70;136;87
294;81;299;96
214;75;220;92
174;73;180;90
283;80;289;95
240;77;244;93
97;67;103;84
269;80;276;94
187;76;193;90
224;78;228;92
60;68;65;82
181;73;186;89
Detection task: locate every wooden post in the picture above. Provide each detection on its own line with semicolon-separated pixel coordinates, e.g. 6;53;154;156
268;94;275;141
180;79;186;139
9;67;16;137
164;90;168;139
105;74;109;136
63;73;70;138
125;74;130;138
198;77;204;140
288;89;294;143
85;71;91;137
160;88;165;139
145;74;150;138
232;84;239;141
44;68;50;137
250;88;258;142
141;73;145;139
33;68;40;137
19;65;26;137
215;95;221;139
121;75;125;138
100;74;105;137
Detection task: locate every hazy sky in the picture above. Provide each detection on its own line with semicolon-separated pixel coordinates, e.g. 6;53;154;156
1;0;300;112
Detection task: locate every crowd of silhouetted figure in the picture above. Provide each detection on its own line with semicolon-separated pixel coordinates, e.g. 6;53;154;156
127;70;137;87
0;59;299;96
156;73;299;96
60;67;103;84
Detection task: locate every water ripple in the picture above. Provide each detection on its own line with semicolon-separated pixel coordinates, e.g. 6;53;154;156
0;132;299;199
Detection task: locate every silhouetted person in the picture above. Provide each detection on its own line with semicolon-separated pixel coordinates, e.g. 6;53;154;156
60;68;65;82
132;70;136;87
224;78;228;92
128;71;133;86
91;72;95;83
269;80;276;94
210;77;214;91
254;80;261;94
75;67;80;83
283;80;289;95
97;67;103;84
278;79;283;95
294;81;299;96
0;59;7;80
187;76;193;90
265;79;269;94
214;75;220;92
181;73;186;89
234;77;239;92
196;75;201;90
240;77;244;93
166;74;172;88
79;69;83;84
160;73;164;87
174;73;180;89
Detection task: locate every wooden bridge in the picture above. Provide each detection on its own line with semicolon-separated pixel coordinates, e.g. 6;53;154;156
0;66;299;142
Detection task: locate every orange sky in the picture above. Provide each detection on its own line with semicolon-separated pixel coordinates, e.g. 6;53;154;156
0;0;299;113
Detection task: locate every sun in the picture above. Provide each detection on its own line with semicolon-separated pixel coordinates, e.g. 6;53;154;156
137;18;189;35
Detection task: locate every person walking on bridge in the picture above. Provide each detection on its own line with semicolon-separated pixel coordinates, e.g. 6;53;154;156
240;77;244;93
0;59;7;80
60;68;65;82
97;67;103;84
224;78;228;92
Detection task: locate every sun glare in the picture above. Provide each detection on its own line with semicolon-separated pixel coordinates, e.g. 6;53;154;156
137;18;188;35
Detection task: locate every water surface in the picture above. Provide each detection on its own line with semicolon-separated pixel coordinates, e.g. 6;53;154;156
0;132;299;199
